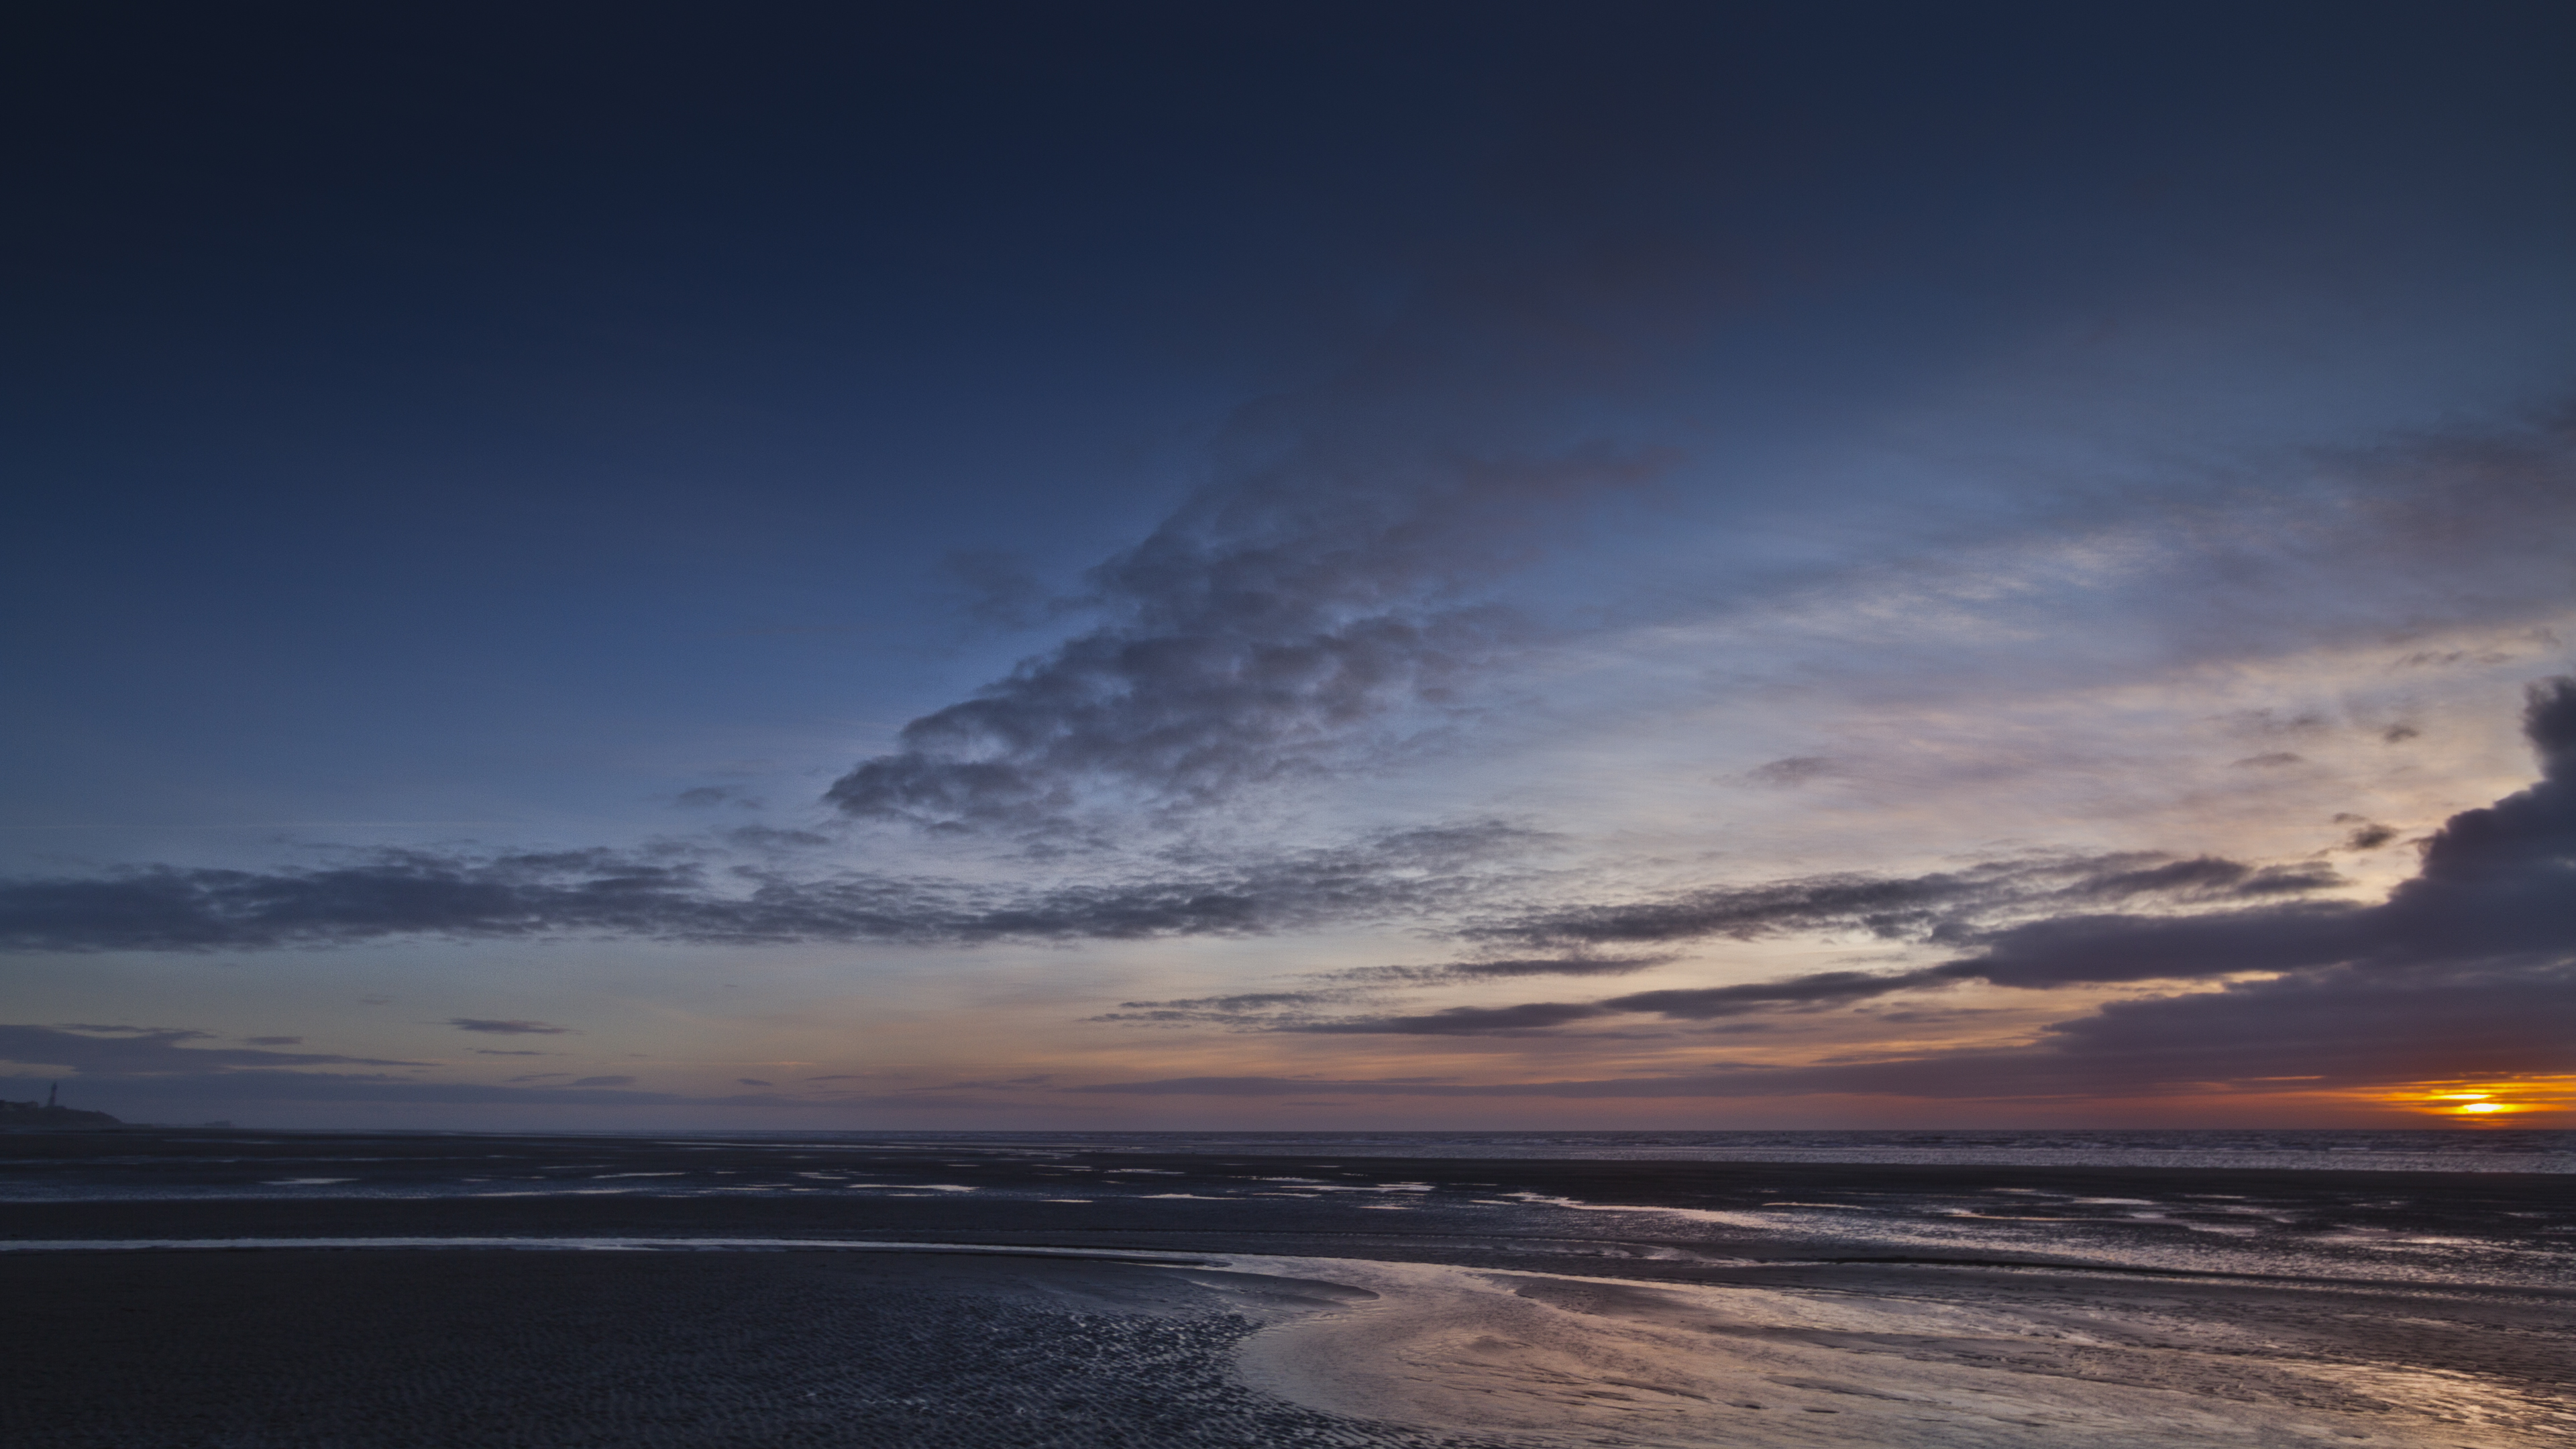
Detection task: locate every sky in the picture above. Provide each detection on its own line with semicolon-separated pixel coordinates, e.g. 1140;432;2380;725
5;1;2573;1130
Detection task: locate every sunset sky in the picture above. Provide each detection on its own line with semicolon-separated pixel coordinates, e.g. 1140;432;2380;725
6;3;2572;1129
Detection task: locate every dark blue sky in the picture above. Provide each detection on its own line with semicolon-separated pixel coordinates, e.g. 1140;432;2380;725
6;3;2573;1126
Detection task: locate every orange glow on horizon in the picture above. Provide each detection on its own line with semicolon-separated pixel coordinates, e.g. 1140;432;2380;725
2363;1076;2576;1122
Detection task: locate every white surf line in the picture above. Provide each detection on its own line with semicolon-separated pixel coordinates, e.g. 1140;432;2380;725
1496;1190;1776;1228
0;1236;1226;1265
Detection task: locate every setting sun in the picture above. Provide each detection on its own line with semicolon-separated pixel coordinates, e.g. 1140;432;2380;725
2371;1078;2576;1121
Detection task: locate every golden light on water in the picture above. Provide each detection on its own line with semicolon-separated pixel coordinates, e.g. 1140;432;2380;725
2367;1076;2576;1121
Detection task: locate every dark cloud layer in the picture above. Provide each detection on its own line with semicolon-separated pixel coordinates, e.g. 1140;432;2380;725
0;825;1535;953
1075;849;2367;1035
1286;967;1973;1036
1250;852;2352;1032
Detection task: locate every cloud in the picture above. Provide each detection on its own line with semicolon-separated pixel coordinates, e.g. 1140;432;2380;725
1945;411;2576;680
1277;965;1982;1036
241;1035;303;1046
0;1024;429;1073
1740;756;1841;788
1607;969;1969;1019
568;1075;636;1087
1095;989;1355;1024
812;264;2575;853
0;823;1538;953
2029;963;2575;1086
722;825;833;851
1467;851;2339;951
1096;952;1678;1026
1271;883;2390;1038
826;445;1666;835
919;1074;1053;1091
1089;679;2576;1094
737;1077;773;1087
13;666;2564;1109
0;1067;762;1109
1320;954;1676;983
446;1018;576;1035
1069;969;2575;1099
1289;1000;1616;1035
1929;903;2368;991
812;99;1790;843
1928;676;2576;991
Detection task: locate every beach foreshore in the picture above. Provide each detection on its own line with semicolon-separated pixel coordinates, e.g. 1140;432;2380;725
4;1132;2569;1447
5;1240;2567;1448
1;1246;1474;1449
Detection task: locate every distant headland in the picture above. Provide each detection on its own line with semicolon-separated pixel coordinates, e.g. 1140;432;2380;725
1;1083;122;1128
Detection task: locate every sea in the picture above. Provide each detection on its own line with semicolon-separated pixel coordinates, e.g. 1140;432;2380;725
647;1126;2576;1172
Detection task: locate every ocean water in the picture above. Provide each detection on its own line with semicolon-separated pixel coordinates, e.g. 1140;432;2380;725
6;1126;2569;1291
659;1127;2576;1173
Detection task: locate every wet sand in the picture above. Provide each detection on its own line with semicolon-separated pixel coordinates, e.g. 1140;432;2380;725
5;1243;2565;1448
1232;1254;2573;1447
4;1130;2569;1446
2;1248;1501;1449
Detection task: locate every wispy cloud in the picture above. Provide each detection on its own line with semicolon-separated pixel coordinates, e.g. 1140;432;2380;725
0;823;1539;953
1469;853;2341;952
1320;955;1678;983
0;1024;430;1073
0;1068;772;1108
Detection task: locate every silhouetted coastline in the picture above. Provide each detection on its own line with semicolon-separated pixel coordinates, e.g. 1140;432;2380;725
0;1091;119;1129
